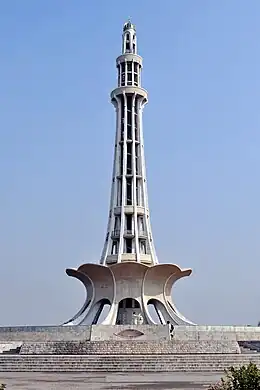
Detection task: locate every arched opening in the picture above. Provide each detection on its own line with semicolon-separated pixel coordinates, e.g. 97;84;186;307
119;298;140;309
116;298;141;325
92;299;111;324
147;299;166;324
125;33;130;52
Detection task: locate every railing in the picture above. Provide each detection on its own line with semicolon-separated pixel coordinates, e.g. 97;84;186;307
112;229;121;237
111;229;147;238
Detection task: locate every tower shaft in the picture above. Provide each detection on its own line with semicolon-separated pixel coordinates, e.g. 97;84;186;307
101;21;157;266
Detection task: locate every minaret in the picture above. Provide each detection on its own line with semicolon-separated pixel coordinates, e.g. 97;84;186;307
64;22;195;327
100;21;158;266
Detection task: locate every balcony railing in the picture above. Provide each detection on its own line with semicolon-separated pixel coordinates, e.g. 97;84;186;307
111;229;147;238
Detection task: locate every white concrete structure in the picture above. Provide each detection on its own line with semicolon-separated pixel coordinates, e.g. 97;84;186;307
64;21;195;326
101;20;157;266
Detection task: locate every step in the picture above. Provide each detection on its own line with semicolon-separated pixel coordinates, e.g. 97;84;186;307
0;354;260;372
0;355;259;360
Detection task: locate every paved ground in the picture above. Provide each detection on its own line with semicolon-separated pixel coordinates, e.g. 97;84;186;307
0;372;223;389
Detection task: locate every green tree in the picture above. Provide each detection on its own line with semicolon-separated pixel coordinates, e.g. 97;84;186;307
209;362;260;390
0;385;6;389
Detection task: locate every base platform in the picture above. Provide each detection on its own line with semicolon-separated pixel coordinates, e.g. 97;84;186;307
1;325;260;372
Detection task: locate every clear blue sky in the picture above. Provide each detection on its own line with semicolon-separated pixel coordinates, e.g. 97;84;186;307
0;0;259;326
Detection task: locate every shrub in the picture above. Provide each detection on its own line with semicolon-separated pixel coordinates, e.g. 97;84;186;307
209;362;260;390
0;385;6;389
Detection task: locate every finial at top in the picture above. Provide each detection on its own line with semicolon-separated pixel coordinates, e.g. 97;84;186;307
123;19;136;32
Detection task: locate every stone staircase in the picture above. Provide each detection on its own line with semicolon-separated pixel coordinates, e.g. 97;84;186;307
0;354;260;372
19;340;240;355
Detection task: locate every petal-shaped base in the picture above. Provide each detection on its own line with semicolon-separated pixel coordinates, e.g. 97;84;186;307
63;262;195;326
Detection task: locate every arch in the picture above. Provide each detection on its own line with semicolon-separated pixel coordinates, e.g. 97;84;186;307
118;297;140;309
92;298;111;325
147;299;168;324
147;299;163;324
116;297;142;325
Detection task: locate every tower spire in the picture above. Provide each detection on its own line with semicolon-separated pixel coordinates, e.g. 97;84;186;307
100;21;157;266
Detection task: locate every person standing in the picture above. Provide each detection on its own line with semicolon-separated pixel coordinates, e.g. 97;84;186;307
132;311;138;325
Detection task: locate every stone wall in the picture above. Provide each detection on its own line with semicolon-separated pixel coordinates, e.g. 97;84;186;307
90;324;170;341
0;326;91;342
0;325;169;342
173;326;260;341
0;325;260;345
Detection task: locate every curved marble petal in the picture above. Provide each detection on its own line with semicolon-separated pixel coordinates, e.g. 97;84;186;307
143;263;195;325
109;262;150;324
63;269;94;326
64;264;115;325
164;269;195;325
78;263;115;303
110;262;148;304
